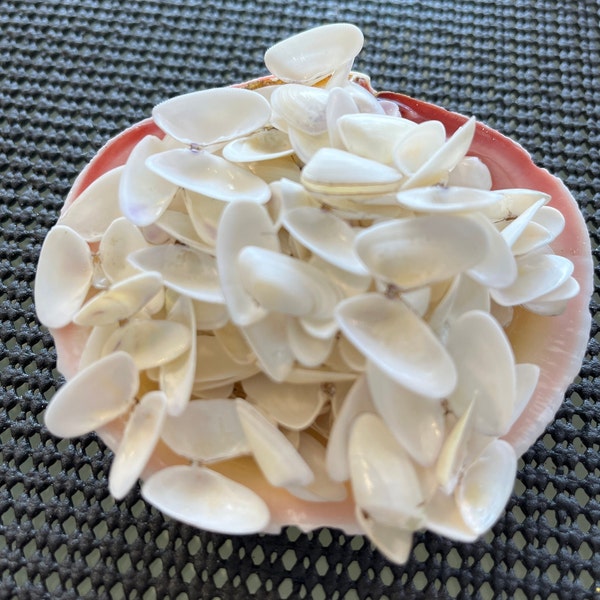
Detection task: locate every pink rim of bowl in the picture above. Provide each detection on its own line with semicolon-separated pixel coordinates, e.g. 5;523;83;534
50;77;593;534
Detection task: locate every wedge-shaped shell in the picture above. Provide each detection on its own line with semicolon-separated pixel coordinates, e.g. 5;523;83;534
479;189;550;222
73;271;164;326
141;465;270;534
264;23;363;84
192;299;229;330
99;217;149;283
498;197;546;248
423;488;479;543
456;439;517;535
325;87;359;149
146;149;270;203
213;321;255;365
446;310;516;436
59;166;124;242
336;294;457;399
366;362;445;467
152;87;271;146
155;210;214;254
217;201;280;326
490;253;574;307
119;135;178;226
103;319;191;371
395;186;503;214
302;148;403;196
128;244;224;304
161;399;250;462
355;215;488;290
79;322;119;370
355;507;414;565
183;190;225;247
236;400;314;488
35;225;93;329
287;433;347;502
282;207;369;276
195;335;258;386
287;127;330;164
237;246;343;320
447;156;492;190
160;295;196;416
109;390;167;500
44;351;138;438
243;373;326;431
349;413;424;527
286;317;336;368
393;120;446;176
337;113;417;164
270;84;330;135
222;128;293;163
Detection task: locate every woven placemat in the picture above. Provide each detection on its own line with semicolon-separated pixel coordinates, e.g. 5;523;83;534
1;1;599;598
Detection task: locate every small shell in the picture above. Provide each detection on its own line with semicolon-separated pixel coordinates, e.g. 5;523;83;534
161;399;250;462
301;148;403;196
128;244;224;304
78;322;119;370
236;400;314;488
73;271;164;327
119;135;178;226
354;215;489;290
270;84;330;135
393;120;446;176
423;488;479;543
146;149;271;203
286;317;336;368
508;363;541;429
479;189;550;222
141;465;270;534
59;166;124;242
44;351;138;438
35;225;93;329
109;390;167;500
335;294;457;399
213;321;255;365
152;87;271;146
264;23;364;84
194;335;259;386
222;128;293;163
192;299;229;330
155;210;215;254
447;156;492;190
287;126;330;164
395;186;503;214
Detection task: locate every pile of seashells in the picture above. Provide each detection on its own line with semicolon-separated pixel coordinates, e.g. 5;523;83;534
35;24;580;564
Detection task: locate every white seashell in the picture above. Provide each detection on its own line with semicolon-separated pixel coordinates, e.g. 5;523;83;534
337;113;417;164
446;310;516;436
264;23;363;84
401;117;477;189
155;210;214;254
152;87;271;146
103;319;191;371
241;312;294;382
109;390;167;500
59;166;123;242
161;399;250;462
338;334;367;372
141;223;172;245
509;222;556;256
222;128;293;163
78;322;119;370
286;317;336;368
141;464;270;534
119;135;178;226
271;177;316;214
456;439;517;535
423;488;479;543
245;155;303;184
434;402;474;494
193;383;234;399
378;99;401;117
308;255;372;298
355;507;414;565
490;253;574;307
237;246;343;320
400;286;431;317
160;294;196;416
301;148;403;196
183;190;226;247
354;215;489;290
366;362;445;467
195;334;258;386
191;299;229;330
532;205;565;238
243;373;326;431
44;351;138;438
349;413;424;527
287;126;330;164
99;217;149;284
336;294;457;399
346;81;385;115
35;225;93;329
236;400;314;487
325;87;359;148
326;375;375;482
479;188;550;222
298;315;339;341
213;321;255;365
73;272;164;327
393;120;446;175
286;433;347;502
395;186;503;213
447;156;492;190
283;366;356;384
146;149;271;203
216;201;280;326
270;84;330;135
508;363;540;429
282;207;369;276
499;197;546;248
128;244;224;304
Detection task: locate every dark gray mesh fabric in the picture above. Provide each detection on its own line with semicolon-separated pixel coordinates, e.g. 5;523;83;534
1;1;599;598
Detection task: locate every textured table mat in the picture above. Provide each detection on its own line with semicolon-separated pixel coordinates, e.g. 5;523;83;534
1;1;599;598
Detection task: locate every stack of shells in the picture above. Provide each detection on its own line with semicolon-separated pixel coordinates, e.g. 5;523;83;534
35;24;579;564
